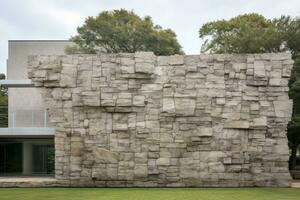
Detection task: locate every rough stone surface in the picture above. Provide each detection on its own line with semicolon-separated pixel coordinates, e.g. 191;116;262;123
27;52;293;187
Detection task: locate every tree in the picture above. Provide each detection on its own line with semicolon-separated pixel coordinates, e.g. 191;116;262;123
70;9;183;55
199;13;282;53
273;15;300;59
0;73;7;127
288;58;300;169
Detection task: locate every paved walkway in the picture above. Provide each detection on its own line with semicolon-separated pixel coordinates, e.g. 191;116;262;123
0;177;56;187
292;180;300;188
0;177;300;188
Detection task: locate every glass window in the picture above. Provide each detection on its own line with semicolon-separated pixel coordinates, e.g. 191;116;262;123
0;138;54;176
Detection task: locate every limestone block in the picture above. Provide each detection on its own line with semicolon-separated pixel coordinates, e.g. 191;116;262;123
273;100;293;118
133;95;145;107
174;89;197;98
113;123;128;131
135;52;155;63
282;66;292;78
250;103;259;111
273;144;289;155
254;61;266;78
120;57;135;66
116;98;132;107
162;98;175;113
193;127;213;137
157;56;170;66
77;70;92;88
146;121;160;132
269;78;282;86
140;84;162;91
60;65;77;87
156;158;170;166
224;121;250;129
134;164;148;178
208;162;225;173
135;62;155;74
92;148;119;163
169;55;184;65
175;98;196;116
270;69;282;78
101;93;116;106
252;116;267;128
135;52;155;74
121;65;135;74
82;91;100;106
135;152;148;163
83;119;89;129
232;63;247;72
216;98;226;105
180;167;199;178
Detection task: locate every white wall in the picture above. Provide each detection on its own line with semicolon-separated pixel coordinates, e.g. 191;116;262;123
7;40;73;127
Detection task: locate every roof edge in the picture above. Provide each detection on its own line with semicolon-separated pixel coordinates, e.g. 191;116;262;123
8;40;71;42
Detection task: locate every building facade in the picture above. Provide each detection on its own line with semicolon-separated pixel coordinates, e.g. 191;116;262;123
0;40;72;177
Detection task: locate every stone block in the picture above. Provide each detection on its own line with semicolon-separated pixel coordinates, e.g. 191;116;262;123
269;78;282;86
133;95;145;107
135;62;155;74
82;91;100;106
156;158;170;166
254;61;266;78
162;98;175;113
93;148;119;163
273;100;293;118
174;98;196;116
252;116;267;128
134;164;148;178
60;65;77;87
121;65;135;74
224;121;250;129
193;127;213;137
169;55;184;65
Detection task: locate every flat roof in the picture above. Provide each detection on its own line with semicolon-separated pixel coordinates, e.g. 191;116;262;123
9;40;70;42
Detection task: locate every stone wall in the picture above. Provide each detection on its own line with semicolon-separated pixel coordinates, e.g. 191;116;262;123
28;52;293;187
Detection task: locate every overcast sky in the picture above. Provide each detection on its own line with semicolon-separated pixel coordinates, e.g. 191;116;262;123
0;0;299;74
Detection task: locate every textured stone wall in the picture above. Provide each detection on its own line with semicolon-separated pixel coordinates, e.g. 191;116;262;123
28;52;293;187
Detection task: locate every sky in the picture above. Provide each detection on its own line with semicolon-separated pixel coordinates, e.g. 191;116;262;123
0;0;299;74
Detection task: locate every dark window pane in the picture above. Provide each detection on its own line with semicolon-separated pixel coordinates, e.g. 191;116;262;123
0;143;22;175
5;143;23;174
0;144;4;173
32;144;54;175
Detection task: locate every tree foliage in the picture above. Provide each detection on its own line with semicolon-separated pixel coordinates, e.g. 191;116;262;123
288;58;300;169
199;13;282;53
273;15;300;58
70;9;183;55
0;73;7;127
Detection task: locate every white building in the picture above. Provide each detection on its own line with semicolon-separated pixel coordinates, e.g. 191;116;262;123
0;40;72;176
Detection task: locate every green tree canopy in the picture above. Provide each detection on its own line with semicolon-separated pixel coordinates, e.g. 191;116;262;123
70;9;183;55
199;13;282;53
273;15;300;58
288;58;300;169
0;73;7;101
0;73;7;127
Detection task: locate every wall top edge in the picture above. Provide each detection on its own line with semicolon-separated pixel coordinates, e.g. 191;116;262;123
28;52;292;58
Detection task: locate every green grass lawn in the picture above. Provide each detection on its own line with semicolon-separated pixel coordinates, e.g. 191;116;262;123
0;188;300;200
